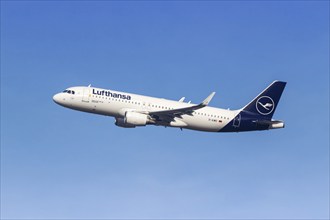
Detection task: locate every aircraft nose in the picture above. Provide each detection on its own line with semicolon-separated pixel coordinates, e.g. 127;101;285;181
53;93;63;104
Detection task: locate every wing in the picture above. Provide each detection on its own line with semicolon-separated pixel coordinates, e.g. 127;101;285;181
147;92;215;118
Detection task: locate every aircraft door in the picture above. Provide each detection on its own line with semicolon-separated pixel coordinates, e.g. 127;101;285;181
233;114;241;128
82;88;90;102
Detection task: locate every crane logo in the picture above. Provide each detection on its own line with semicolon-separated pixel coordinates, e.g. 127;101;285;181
256;96;274;115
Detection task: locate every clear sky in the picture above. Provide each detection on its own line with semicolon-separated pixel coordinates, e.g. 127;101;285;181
1;1;329;219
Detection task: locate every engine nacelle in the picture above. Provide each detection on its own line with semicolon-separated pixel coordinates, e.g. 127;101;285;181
115;118;136;128
125;111;148;126
114;112;149;128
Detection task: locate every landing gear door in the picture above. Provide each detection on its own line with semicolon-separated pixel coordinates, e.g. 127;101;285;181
82;88;90;102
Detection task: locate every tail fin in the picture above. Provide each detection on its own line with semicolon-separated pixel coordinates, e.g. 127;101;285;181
242;80;286;119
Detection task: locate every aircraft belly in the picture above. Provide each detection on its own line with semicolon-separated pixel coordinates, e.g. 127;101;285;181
182;116;223;132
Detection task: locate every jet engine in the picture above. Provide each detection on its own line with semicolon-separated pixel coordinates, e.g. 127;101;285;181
115;118;136;128
115;111;150;128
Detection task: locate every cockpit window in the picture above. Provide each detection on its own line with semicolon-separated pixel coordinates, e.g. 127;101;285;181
62;90;75;94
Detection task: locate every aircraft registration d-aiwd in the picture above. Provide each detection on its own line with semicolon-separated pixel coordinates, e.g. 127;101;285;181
53;80;286;132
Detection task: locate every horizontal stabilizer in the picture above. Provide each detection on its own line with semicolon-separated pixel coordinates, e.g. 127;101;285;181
253;120;285;129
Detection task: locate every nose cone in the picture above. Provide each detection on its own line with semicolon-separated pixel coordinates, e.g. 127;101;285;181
53;93;63;105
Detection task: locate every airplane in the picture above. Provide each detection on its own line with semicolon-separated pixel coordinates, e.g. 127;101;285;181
53;80;286;132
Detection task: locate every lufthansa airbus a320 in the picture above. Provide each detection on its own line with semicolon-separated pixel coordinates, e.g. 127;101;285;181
53;80;286;132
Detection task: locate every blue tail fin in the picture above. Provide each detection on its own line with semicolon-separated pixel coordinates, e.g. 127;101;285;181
242;80;287;119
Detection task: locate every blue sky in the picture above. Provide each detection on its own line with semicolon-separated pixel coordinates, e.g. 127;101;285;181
1;1;329;219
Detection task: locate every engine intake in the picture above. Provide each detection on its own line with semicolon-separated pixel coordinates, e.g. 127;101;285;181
115;118;135;128
125;111;148;126
115;111;149;128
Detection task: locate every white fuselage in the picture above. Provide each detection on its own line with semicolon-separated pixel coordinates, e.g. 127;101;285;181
53;86;239;132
